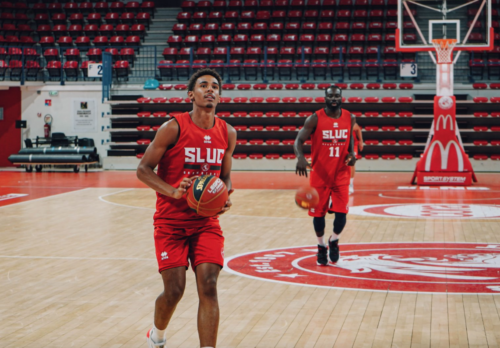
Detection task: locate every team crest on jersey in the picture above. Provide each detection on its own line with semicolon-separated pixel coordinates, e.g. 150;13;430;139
225;243;500;293
201;163;210;171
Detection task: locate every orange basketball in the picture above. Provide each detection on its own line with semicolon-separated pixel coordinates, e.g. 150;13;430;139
187;175;229;217
295;186;319;210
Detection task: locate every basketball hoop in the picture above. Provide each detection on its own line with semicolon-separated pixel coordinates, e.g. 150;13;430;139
432;39;457;64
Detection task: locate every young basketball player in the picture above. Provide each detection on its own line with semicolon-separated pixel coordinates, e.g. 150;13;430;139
294;85;356;266
350;122;364;194
137;68;236;348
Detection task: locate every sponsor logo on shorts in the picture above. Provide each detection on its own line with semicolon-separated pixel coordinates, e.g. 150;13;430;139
161;251;168;260
207;178;224;194
224;243;500;293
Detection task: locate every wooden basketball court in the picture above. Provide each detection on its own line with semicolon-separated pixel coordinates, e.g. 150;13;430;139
1;171;500;347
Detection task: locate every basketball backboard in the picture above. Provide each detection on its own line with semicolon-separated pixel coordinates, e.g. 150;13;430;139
396;0;494;53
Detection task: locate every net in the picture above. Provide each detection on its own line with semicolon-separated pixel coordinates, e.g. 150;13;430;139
432;39;457;64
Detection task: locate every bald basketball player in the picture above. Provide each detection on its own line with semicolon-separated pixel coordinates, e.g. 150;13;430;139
137;68;236;348
294;85;356;266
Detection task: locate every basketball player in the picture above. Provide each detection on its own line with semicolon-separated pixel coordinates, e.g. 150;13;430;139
137;68;236;348
294;85;356;266
350;122;364;194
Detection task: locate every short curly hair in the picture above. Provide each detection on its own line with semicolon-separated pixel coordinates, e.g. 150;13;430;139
187;68;222;94
325;84;342;95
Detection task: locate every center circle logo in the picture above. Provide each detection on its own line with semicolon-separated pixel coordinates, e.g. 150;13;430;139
225;243;500;293
438;96;453;109
349;204;500;219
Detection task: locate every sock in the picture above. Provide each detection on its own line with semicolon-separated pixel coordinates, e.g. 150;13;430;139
151;325;166;343
329;233;339;242
350;178;354;186
317;236;326;247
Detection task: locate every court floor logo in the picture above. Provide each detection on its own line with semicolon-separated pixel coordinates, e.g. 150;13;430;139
349;204;500;219
224;243;500;293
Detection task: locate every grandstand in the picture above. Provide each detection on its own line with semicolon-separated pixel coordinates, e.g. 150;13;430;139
0;0;499;172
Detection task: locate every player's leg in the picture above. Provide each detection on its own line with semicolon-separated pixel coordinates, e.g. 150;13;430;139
328;185;349;263
148;267;187;347
189;225;225;347
195;263;221;347
349;165;355;195
309;186;331;265
148;226;190;347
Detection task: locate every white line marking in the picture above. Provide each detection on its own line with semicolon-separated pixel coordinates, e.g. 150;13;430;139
0;188;89;209
0;255;154;261
98;189;156;210
378;193;500;201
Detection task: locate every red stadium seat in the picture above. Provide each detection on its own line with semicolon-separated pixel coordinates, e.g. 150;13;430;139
138;112;151;117
234;97;248;103
473;97;488;103
137;97;152;103
382;97;397;103
249;112;264;117
250;97;264;103
348;97;362;103
399;126;413;131
398;97;413;103
365;154;379;160
473;155;488;160
233;154;248;159
283;97;297;103
249;154;264;159
364;97;379;103
350;83;364;89
365;112;378;117
365;126;379;131
137;139;151;145
473;112;489;118
365;140;379;145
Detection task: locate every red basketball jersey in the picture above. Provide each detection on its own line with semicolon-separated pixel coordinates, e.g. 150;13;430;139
310;108;352;187
154;112;228;226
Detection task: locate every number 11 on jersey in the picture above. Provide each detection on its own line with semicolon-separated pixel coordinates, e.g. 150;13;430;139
329;146;340;157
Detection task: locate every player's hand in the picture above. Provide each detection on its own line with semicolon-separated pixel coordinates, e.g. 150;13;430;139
345;153;357;166
359;143;364;152
217;197;232;215
172;176;198;199
296;156;310;177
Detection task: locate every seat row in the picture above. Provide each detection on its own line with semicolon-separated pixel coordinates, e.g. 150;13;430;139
139;82;414;92
0;59;130;81
1;24;147;39
0;35;143;48
1;2;155;14
166;33;412;49
162;46;414;63
0;47;136;63
172;21;415;36
157;58;411;81
136;95;415;104
0;12;152;26
175;9;417;24
181;0;403;13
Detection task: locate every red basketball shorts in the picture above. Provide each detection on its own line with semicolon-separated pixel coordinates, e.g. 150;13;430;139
309;185;349;217
154;222;224;273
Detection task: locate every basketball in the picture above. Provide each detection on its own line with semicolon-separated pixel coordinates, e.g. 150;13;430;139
186;175;229;217
295;186;319;210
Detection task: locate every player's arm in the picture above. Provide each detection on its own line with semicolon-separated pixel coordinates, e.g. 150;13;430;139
218;124;237;213
354;122;363;151
294;113;318;177
345;113;357;166
136;119;195;199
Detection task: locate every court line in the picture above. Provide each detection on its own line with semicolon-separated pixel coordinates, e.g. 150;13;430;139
378;193;500;201
0;188;89;209
98;189;157;211
0;255;154;261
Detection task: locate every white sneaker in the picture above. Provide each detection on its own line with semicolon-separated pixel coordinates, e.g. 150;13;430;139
349;185;354;195
147;328;166;348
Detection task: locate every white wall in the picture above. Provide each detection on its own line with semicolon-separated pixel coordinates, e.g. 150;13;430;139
21;85;111;164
